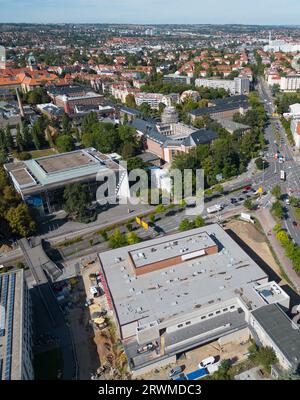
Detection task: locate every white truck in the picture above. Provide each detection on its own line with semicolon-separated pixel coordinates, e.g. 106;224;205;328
207;204;222;214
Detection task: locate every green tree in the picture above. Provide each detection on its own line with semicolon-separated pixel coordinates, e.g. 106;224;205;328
194;216;205;227
61;113;71;135
271;200;284;219
22;124;33;150
63;183;91;219
125;94;136;108
5;125;14;151
179;219;193;231
126;231;141;245
244;198;254;210
271;185;282;200
16;124;25;152
5;203;36;237
56;135;74;153
108;229;127;249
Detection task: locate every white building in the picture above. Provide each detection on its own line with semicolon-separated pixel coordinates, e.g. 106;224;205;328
195;77;250;95
98;224;294;375
280;75;300;92
135;93;164;109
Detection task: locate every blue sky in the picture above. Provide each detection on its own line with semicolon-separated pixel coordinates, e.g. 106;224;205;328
0;0;299;25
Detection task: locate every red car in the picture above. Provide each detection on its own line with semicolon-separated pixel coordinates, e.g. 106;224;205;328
243;186;252;191
293;221;298;227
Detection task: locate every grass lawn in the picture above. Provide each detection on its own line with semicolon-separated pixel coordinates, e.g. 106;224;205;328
29;148;57;158
34;348;63;380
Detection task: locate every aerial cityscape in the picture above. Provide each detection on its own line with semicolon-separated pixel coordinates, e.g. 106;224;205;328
1;0;300;386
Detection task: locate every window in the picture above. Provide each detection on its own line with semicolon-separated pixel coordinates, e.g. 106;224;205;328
186;321;191;326
208;313;213;317
178;324;183;328
201;316;206;320
223;308;228;312
230;305;235;310
216;310;221;315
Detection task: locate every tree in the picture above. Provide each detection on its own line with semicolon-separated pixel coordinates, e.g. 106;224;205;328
140;102;151;118
249;343;278;373
271;200;284;219
63;183;91;219
16;124;24;152
179;219;193;232
126;157;145;172
194;216;205;227
255;158;268;170
56;135;74;153
126;231;141;245
125;94;136;108
271;185;282;200
5;203;36;237
61;113;71;135
108;229;127;249
22;124;33;150
5;125;14;151
244;198;254;210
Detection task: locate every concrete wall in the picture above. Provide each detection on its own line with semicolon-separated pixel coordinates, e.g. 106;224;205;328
218;327;250;346
131;354;177;377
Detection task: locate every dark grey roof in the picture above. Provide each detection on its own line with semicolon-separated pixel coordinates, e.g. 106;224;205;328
137;151;161;163
189;129;218;145
119;106;141;116
252;304;300;370
131;119;167;144
131;119;218;147
47;85;85;96
189;95;249;117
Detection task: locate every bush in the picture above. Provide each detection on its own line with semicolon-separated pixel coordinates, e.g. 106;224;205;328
17;152;32;161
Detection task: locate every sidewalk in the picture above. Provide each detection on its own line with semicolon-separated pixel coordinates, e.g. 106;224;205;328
256;208;300;293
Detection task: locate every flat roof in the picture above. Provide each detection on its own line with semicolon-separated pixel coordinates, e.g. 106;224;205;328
10;168;36;187
252;304;300;369
36;151;97;174
129;231;216;269
5;148;122;194
99;224;268;327
0;269;25;380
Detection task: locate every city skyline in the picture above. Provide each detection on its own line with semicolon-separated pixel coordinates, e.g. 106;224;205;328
1;0;300;25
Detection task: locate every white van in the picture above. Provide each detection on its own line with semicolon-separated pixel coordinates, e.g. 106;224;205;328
198;356;217;369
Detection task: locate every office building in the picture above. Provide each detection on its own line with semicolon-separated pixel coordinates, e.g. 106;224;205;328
98;224;292;375
4;148;129;215
130;118;218;163
0;269;34;380
189;95;249;122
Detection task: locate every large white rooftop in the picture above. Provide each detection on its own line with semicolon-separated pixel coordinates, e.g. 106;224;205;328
99;224;269;327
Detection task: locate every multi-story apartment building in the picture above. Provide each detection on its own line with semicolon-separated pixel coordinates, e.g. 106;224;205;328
280;74;300;92
0;269;34;380
195;77;250;95
163;73;194;85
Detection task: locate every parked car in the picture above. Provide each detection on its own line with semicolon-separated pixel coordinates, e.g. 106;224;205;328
293;221;298;227
198;356;217;369
169;365;185;378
